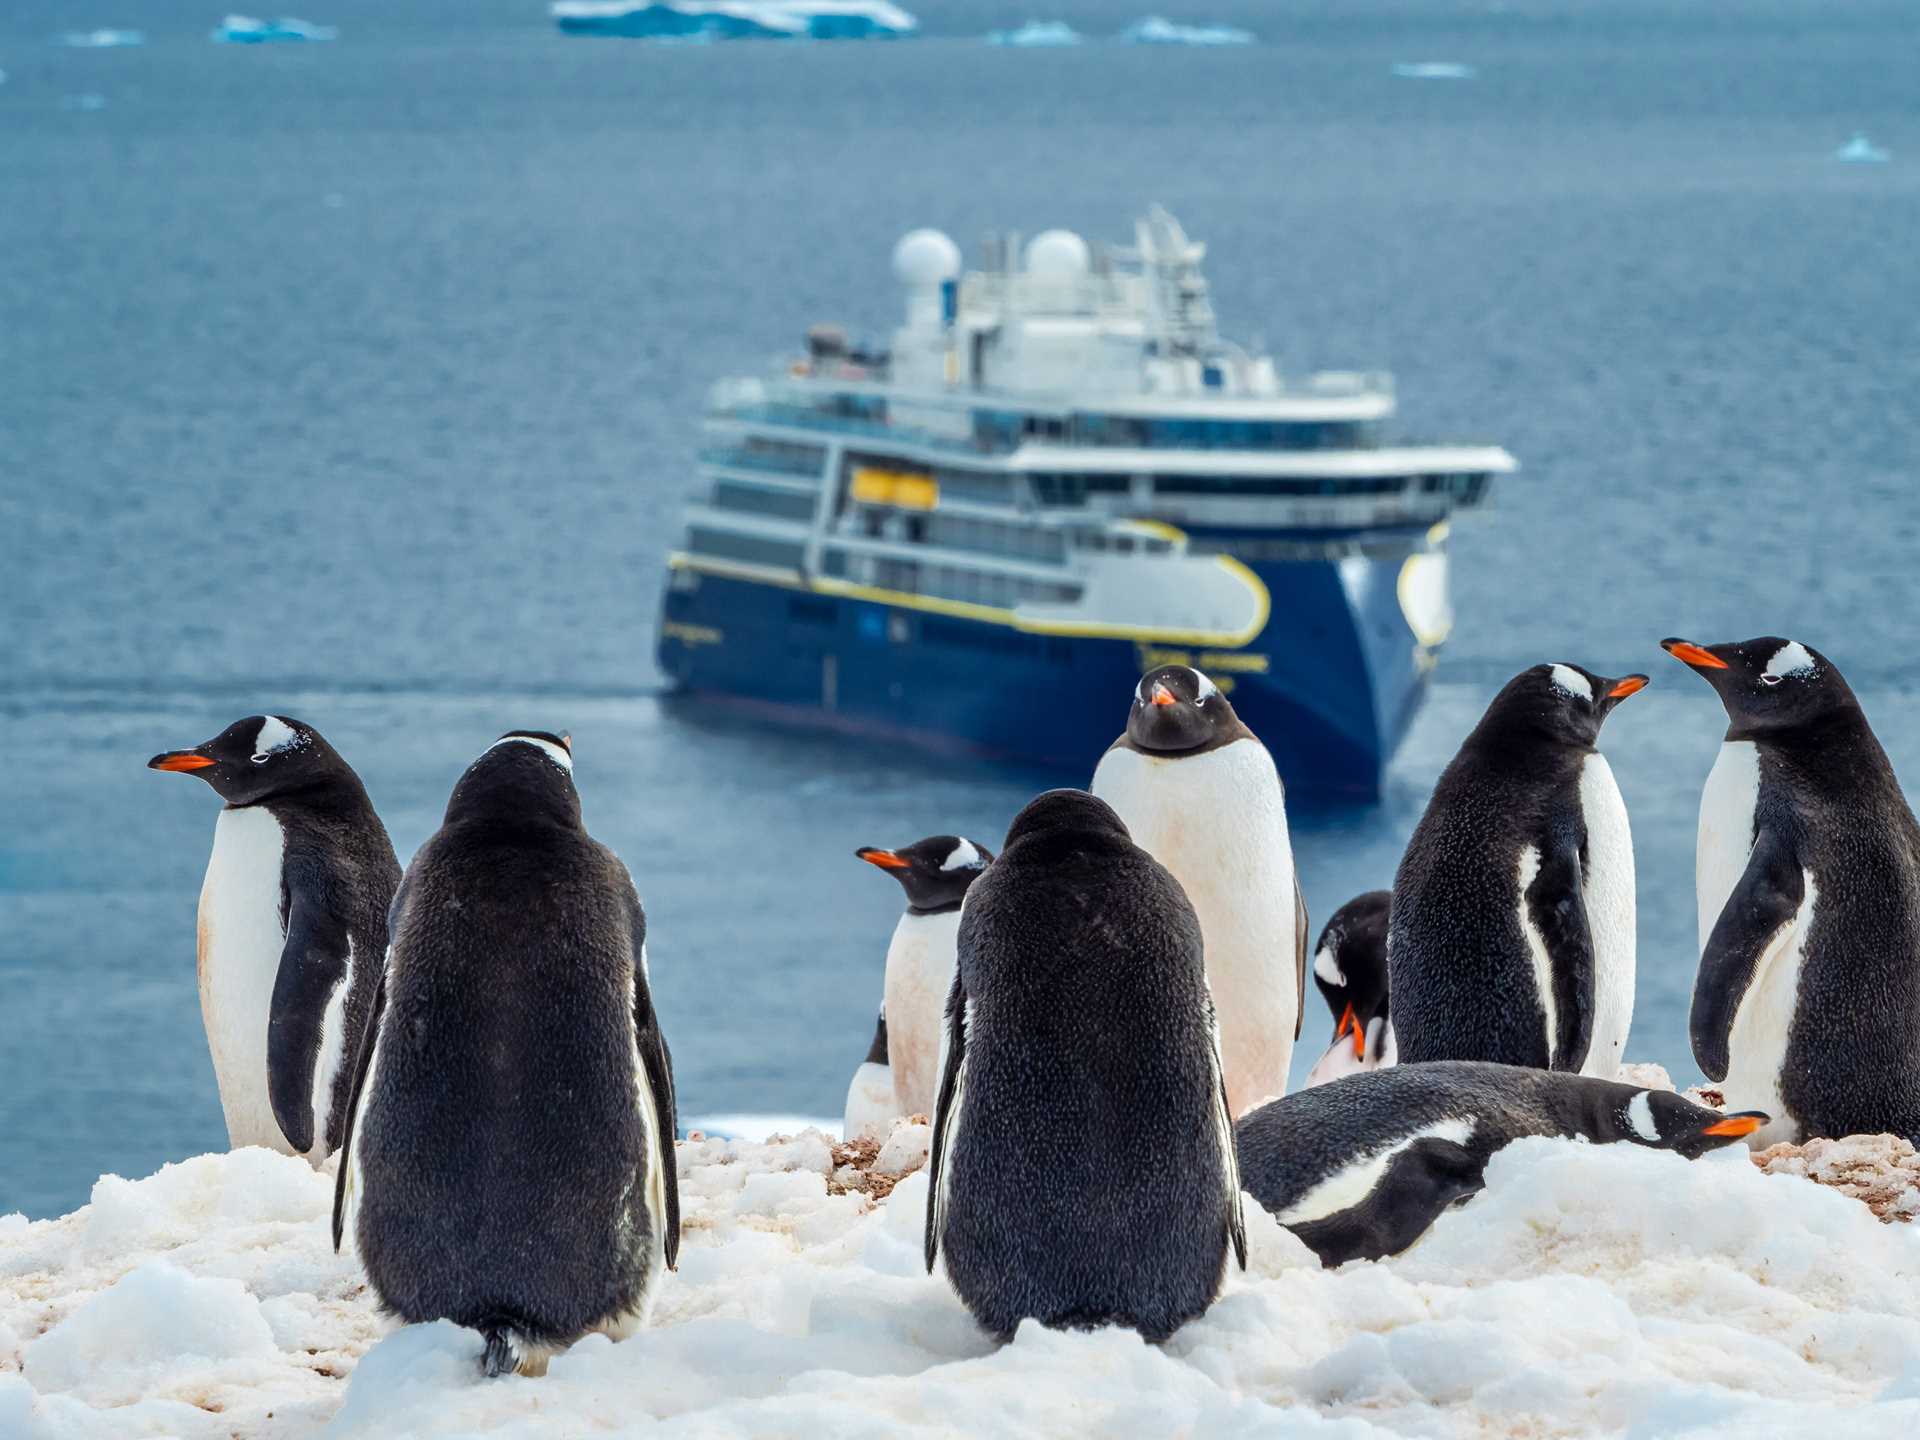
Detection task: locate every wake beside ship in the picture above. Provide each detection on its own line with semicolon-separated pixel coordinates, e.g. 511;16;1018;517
656;208;1515;800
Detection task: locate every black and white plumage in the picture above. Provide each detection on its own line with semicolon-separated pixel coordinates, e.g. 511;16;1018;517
854;835;992;1125
148;715;399;1162
924;789;1245;1343
842;1005;895;1142
1237;1062;1767;1267
1665;636;1920;1145
1389;663;1646;1077
1303;891;1395;1089
332;731;680;1378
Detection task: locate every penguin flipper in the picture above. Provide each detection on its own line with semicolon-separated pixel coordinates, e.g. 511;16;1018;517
331;959;386;1253
1692;827;1804;1083
925;967;969;1274
1285;1137;1486;1267
635;994;682;1272
1291;870;1309;1042
1212;1032;1248;1271
1524;835;1596;1073
266;888;354;1156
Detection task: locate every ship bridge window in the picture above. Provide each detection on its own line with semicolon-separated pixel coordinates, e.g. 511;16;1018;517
936;468;1013;504
686;526;806;570
1104;419;1378;451
973;410;1024;451
712;481;817;522
1153;474;1407;497
1028;472;1131;507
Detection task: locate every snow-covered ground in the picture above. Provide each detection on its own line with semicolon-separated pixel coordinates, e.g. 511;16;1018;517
4;1125;1920;1438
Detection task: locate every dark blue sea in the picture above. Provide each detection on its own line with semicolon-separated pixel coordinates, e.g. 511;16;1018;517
3;0;1916;1217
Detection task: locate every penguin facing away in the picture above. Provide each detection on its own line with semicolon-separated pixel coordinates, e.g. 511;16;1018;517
1090;665;1306;1117
1303;891;1395;1089
148;715;399;1161
1236;1061;1767;1267
332;731;680;1378
855;835;993;1123
925;789;1246;1343
843;1006;895;1142
1664;637;1920;1146
1389;663;1646;1078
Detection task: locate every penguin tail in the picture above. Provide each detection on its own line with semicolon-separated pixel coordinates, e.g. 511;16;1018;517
477;1318;552;1379
480;1326;519;1379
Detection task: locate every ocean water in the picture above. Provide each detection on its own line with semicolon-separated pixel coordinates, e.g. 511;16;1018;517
3;0;1916;1217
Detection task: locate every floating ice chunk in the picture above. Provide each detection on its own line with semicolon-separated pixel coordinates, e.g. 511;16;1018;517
1118;16;1254;46
211;15;339;43
551;1;917;40
1835;132;1891;163
60;92;109;110
54;29;146;47
986;20;1083;47
1392;60;1475;80
684;1111;841;1142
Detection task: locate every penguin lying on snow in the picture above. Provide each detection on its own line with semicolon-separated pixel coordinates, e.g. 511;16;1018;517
1665;636;1920;1146
148;715;399;1161
926;789;1245;1342
1237;1061;1767;1267
854;835;992;1127
1304;891;1394;1089
1391;663;1646;1078
1091;664;1305;1117
334;731;680;1378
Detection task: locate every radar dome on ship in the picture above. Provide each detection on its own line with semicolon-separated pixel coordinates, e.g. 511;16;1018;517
893;229;961;286
1024;229;1091;278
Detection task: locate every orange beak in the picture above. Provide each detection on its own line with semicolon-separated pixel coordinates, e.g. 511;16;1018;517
857;848;909;870
1336;1003;1365;1060
1150;683;1176;707
1663;640;1728;670
1607;675;1649;699
1703;1113;1765;1138
148;751;215;772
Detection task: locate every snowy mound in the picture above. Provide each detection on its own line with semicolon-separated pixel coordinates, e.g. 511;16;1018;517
210;16;338;43
1391;61;1475;80
551;1;917;41
986;20;1083;47
53;29;146;47
1118;16;1254;47
5;1129;1920;1435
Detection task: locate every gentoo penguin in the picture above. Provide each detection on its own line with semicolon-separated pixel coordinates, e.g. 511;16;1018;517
1237;1061;1766;1266
1664;636;1920;1145
855;835;993;1122
1090;664;1304;1117
148;715;399;1161
842;1006;894;1142
1389;663;1646;1078
925;789;1245;1342
333;731;680;1378
1304;891;1395;1089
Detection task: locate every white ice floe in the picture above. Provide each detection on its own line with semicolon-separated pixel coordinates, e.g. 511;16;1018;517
1118;17;1254;47
985;21;1083;47
53;30;146;48
3;1129;1919;1436
1391;61;1475;80
1835;132;1891;164
551;1;917;40
211;16;338;44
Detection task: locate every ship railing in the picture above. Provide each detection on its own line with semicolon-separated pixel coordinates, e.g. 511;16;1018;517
1139;493;1463;529
697;446;822;477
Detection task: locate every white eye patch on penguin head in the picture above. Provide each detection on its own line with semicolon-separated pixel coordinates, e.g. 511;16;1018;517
856;833;995;913
1497;663;1645;748
1125;664;1236;754
1662;635;1846;733
148;713;334;805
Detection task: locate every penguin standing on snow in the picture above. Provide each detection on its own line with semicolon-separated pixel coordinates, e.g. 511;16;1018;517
1237;1061;1767;1266
148;716;399;1161
333;731;680;1378
1303;891;1395;1089
842;1006;894;1142
926;790;1245;1343
855;835;992;1123
1390;663;1646;1078
1091;665;1305;1116
1664;637;1920;1145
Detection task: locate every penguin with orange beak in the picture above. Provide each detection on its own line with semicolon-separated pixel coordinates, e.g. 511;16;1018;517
1303;891;1394;1088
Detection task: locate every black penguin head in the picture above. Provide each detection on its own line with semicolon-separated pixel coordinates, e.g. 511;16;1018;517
1473;662;1648;751
855;835;994;914
1661;637;1856;737
443;730;581;830
1612;1088;1768;1160
148;715;344;806
1121;665;1250;755
1001;788;1132;855
1312;890;1392;1058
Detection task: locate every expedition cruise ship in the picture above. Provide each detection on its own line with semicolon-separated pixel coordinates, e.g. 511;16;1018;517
657;208;1515;800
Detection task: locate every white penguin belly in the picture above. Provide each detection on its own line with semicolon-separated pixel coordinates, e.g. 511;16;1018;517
1720;871;1818;1147
883;909;959;1121
198;805;291;1152
1578;754;1637;1079
1697;741;1760;952
844;1061;894;1142
1092;740;1299;1116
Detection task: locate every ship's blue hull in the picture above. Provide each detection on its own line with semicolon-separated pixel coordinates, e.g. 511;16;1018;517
657;537;1434;802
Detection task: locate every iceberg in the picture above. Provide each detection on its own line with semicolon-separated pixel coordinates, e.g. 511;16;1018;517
985;20;1083;47
1117;16;1254;46
210;15;339;43
53;29;146;47
1392;60;1476;80
1835;131;1891;163
551;1;918;40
